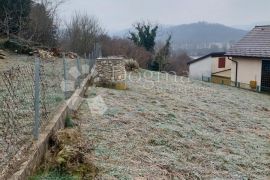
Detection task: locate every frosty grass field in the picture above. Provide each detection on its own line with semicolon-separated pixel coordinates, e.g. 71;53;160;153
77;70;270;179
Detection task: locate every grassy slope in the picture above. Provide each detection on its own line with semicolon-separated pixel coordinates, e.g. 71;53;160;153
76;70;270;179
0;53;33;71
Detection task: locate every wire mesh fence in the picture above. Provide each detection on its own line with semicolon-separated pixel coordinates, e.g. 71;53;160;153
0;52;97;173
202;75;211;82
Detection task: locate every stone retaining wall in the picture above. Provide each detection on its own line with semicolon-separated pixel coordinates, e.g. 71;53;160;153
95;57;126;85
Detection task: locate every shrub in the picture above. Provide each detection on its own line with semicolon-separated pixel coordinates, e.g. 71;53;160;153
125;59;139;72
4;38;33;54
65;116;74;128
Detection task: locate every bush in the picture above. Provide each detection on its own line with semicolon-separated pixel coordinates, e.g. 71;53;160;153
3;36;40;54
125;59;139;72
4;39;33;54
65;116;74;128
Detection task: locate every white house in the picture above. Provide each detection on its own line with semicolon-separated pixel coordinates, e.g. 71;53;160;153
226;25;270;92
187;52;232;84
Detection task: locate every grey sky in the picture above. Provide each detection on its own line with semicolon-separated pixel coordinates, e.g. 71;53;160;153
59;0;270;31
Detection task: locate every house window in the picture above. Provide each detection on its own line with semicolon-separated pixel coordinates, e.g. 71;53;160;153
218;57;226;68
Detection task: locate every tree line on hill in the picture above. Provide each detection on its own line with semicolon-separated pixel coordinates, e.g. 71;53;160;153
0;0;102;54
0;0;189;75
0;0;62;46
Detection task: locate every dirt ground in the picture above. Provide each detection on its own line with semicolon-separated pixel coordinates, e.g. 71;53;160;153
77;70;270;179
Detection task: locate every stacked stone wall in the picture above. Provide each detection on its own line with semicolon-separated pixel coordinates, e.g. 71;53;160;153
95;57;126;85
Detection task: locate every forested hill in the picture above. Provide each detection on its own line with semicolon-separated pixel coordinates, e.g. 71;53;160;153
157;22;247;55
157;22;247;43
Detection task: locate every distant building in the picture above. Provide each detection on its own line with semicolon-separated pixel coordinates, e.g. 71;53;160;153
187;52;232;85
226;25;270;92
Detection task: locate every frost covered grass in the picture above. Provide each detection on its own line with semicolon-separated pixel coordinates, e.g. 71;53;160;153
77;70;270;179
0;53;89;176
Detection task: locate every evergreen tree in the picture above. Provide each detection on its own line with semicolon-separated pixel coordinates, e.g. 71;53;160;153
129;22;158;52
26;2;57;46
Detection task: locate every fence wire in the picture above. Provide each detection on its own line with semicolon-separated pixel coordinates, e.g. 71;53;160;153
0;54;96;174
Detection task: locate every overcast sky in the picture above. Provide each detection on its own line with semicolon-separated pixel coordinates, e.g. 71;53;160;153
59;0;270;32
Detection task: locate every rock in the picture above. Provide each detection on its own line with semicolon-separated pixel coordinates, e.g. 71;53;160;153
0;55;5;59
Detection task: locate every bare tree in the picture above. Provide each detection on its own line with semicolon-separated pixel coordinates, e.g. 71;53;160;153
0;9;11;37
0;0;31;37
166;52;191;76
33;0;66;17
61;12;104;55
100;35;152;69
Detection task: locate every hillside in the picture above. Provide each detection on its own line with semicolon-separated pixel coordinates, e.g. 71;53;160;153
112;22;248;56
158;22;247;43
157;22;247;56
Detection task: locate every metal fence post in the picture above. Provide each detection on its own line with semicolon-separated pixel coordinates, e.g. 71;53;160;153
63;54;68;99
76;57;81;88
33;57;41;140
99;44;102;58
94;43;97;59
84;53;87;75
88;53;91;73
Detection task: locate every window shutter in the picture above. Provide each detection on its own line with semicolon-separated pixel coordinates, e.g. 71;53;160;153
218;58;226;68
